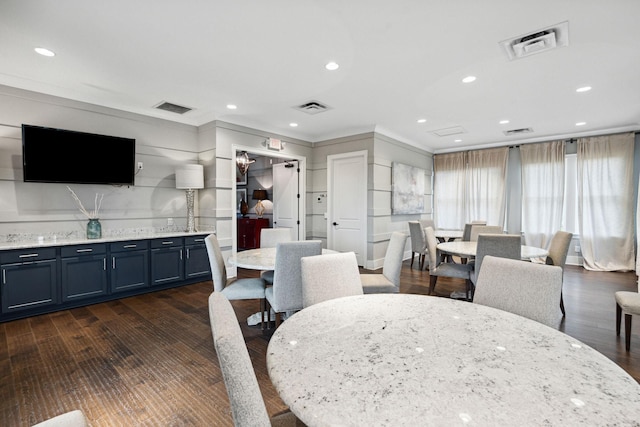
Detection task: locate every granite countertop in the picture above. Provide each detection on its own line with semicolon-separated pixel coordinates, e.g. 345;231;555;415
0;229;214;251
267;294;640;426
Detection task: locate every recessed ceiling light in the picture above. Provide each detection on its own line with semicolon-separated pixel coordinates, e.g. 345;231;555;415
462;76;476;83
34;47;55;57
499;120;510;125
454;139;462;142
576;86;592;93
226;104;237;110
576;122;586;126
417;119;427;124
289;123;298;127
325;61;339;71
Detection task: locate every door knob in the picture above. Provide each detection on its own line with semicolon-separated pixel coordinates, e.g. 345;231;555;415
333;222;339;226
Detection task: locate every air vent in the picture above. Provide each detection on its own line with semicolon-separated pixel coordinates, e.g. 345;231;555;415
500;21;569;61
154;101;192;114
294;100;331;115
432;126;466;137
503;127;533;136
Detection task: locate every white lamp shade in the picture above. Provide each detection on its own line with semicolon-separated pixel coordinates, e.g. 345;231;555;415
175;164;204;189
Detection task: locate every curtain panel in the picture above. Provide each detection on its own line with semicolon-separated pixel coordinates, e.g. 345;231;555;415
433;152;466;229
578;132;635;271
466;147;509;227
520;141;565;249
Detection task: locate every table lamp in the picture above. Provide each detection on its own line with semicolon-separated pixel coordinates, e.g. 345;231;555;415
175;164;204;232
252;189;268;218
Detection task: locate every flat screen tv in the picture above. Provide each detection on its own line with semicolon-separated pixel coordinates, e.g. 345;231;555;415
22;124;136;185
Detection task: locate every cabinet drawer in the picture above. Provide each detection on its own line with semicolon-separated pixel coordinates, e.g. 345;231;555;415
1;247;57;264
185;235;207;246
150;237;184;249
109;240;149;252
61;243;107;258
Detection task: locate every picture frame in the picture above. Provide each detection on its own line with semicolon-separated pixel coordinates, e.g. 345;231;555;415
236;188;247;213
236;166;247;185
391;162;425;215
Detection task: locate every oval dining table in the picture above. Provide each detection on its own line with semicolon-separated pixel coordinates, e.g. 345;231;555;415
267;294;640;426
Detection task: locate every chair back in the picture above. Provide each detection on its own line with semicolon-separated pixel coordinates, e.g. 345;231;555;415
301;252;363;308
408;221;427;252
472;233;520;283
425;226;440;270
469;225;503;242
382;232;409;287
208;292;271;427
260;228;293;248
473;256;563;328
419;219;435;230
463;221;487;241
32;410;89;427
205;234;227;293
546;231;573;269
271;240;322;312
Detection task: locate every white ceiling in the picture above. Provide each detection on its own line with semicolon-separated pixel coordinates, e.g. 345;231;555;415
2;0;639;153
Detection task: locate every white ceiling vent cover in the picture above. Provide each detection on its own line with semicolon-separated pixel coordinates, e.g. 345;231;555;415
294;101;331;115
504;127;533;136
432;126;466;137
500;21;569;61
154;101;192;114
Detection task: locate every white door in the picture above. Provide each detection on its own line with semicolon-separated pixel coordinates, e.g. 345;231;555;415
327;151;367;266
273;161;300;240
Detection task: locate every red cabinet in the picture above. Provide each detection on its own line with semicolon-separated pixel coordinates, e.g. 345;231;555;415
237;218;270;250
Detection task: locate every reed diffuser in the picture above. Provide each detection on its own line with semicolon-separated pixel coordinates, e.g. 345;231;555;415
67;186;104;239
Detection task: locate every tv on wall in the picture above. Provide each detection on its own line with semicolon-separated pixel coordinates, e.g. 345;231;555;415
22;124;136;186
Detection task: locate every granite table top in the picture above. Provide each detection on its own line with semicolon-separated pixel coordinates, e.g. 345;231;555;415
229;247;337;270
267;294;640;426
437;241;548;259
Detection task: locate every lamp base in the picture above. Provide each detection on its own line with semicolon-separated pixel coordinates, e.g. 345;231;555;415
185;189;197;233
254;200;265;218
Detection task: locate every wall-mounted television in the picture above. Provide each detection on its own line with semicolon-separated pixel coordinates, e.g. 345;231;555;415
22;124;136;186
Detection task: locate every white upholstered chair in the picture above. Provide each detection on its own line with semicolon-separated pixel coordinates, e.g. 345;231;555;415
473;255;563;328
205;234;266;328
32;410;89;427
265;240;322;327
408;221;428;270
208;292;303;427
469;233;521;298
469;225;503;242
259;228;293;286
545;231;573;316
424;226;473;298
615;291;640;351
301;251;363;308
360;232;408;294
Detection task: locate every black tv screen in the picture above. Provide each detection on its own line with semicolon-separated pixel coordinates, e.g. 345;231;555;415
22;124;136;185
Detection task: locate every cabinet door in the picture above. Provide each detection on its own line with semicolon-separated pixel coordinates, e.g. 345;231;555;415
1;260;58;313
151;247;184;285
110;250;149;293
185;245;211;279
61;255;108;301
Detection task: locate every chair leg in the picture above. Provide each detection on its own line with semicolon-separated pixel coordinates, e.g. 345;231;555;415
466;279;474;301
411;252;415;269
275;312;282;329
428;275;437;295
419;254;425;271
560;291;565;317
260;298;265;331
625;313;632;351
616;303;622;336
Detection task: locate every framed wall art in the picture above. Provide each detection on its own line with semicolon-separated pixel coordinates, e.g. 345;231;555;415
391;162;425;215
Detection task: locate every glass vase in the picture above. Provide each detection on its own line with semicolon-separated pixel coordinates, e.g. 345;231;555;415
87;218;102;239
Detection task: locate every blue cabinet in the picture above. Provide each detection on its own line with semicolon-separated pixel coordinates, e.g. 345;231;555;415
109;241;149;293
1;248;58;314
61;244;108;302
150;238;184;286
185;236;211;280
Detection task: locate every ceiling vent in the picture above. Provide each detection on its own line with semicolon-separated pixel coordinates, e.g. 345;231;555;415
154;101;192;114
503;127;533;136
432;126;466;137
500;21;569;60
294;100;331;115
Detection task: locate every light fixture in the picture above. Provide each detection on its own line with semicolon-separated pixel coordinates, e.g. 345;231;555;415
34;47;55;57
454;139;462;143
289;122;298;127
252;189;268;218
576;86;592;93
417;119;427;124
499;120;510;124
325;61;339;71
175;164;204;233
236;151;255;176
576;122;586;126
462;76;476;83
226;104;237;110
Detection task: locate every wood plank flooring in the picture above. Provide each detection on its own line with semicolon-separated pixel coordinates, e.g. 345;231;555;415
1;262;638;426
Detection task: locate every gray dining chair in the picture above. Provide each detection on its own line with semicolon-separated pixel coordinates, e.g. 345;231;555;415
265;240;322;327
205;234;267;329
469;225;503;242
408;221;428;270
473;255;563;328
32;410;89;427
470;233;521;296
545;230;573;316
301;251;363;308
208;292;303;427
615;291;640;351
259;228;293;286
360;232;408;294
425;226;473;297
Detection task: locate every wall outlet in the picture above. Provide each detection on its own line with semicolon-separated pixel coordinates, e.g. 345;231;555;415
137;161;143;170
575;245;581;253
167;217;174;226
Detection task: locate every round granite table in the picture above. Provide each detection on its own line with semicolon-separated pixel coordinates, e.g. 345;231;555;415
437;241;548;259
267;294;640;426
228;247;336;271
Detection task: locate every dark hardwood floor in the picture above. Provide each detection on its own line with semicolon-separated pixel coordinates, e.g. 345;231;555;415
1;262;638;426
